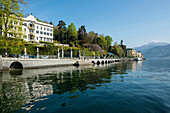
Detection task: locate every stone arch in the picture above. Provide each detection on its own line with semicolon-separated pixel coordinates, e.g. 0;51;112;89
105;61;108;64
10;62;23;69
92;61;95;64
97;61;100;65
101;61;105;65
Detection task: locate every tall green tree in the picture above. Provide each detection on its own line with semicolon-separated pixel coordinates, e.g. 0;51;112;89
57;20;67;43
120;40;127;56
67;23;77;44
88;31;98;44
78;25;89;45
96;35;108;50
0;0;28;55
105;35;113;46
112;42;125;57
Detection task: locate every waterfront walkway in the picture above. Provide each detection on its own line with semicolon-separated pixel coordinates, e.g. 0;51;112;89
0;56;134;71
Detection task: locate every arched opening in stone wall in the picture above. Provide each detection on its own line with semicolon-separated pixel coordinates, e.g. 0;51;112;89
101;61;104;65
92;61;95;64
97;61;100;65
10;62;23;69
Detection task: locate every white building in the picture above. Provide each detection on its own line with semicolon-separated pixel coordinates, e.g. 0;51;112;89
126;48;137;57
23;15;53;43
2;14;53;43
137;51;143;58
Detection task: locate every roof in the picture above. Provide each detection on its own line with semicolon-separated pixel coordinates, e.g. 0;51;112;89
127;48;134;50
23;15;53;27
107;52;115;55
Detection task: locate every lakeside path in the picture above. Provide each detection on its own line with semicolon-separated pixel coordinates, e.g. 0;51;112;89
0;57;135;71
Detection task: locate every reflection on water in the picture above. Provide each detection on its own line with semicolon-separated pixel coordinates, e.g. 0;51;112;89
1;60;169;113
0;61;141;112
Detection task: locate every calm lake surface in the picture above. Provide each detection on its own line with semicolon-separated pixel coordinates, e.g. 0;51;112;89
0;59;170;113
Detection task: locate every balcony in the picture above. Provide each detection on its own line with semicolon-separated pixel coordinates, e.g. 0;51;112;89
29;32;35;35
28;26;35;30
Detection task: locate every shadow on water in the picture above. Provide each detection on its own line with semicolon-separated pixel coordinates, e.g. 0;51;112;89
0;61;142;112
9;69;23;77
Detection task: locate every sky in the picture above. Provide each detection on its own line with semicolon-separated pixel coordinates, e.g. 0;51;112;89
22;0;170;48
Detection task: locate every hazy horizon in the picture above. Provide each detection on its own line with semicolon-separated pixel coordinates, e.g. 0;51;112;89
23;0;170;48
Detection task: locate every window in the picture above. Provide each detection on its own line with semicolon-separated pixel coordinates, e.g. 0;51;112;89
24;28;26;31
40;31;43;34
24;35;27;39
37;26;39;29
44;32;46;35
40;37;42;41
50;33;52;36
50;29;52;32
47;28;49;31
41;27;42;30
44;27;46;30
36;30;39;34
10;20;13;24
30;29;34;33
37;37;38;40
47;38;49;41
9;33;13;37
47;33;49;36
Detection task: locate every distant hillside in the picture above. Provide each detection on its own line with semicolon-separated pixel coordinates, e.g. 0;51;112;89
135;42;169;53
143;44;170;58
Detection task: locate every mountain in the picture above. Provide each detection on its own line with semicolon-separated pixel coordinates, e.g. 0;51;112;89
135;42;169;53
143;44;170;58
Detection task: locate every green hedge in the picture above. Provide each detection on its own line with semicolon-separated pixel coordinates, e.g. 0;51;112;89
0;38;103;57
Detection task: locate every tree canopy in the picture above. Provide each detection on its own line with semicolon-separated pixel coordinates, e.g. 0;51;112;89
105;35;113;46
0;0;28;55
67;23;77;44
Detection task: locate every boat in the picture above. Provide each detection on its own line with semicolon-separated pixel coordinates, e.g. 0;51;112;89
135;57;142;61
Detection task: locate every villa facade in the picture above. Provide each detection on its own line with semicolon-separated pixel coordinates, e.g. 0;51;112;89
2;14;53;43
126;48;137;57
23;15;53;43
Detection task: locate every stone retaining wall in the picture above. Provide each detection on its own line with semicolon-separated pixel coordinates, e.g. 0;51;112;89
1;57;128;71
2;58;78;70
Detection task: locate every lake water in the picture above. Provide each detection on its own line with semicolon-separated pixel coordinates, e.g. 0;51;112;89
0;59;170;113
